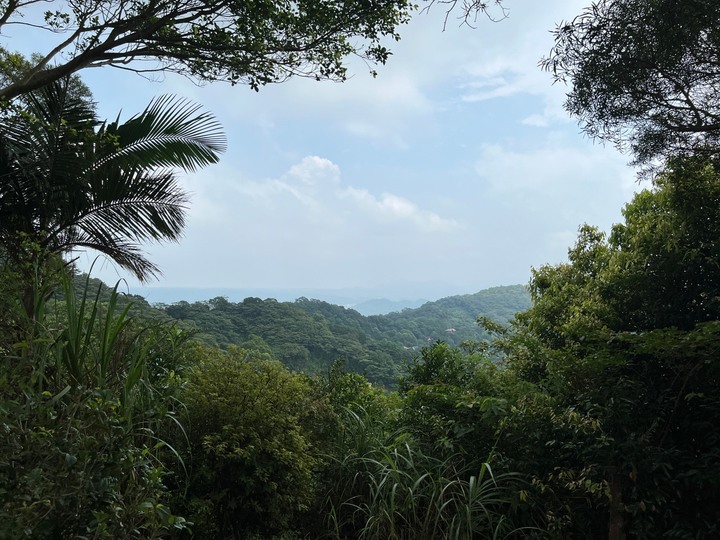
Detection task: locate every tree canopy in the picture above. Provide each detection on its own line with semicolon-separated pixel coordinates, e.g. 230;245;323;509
495;155;720;536
0;0;513;102
0;0;411;101
543;0;720;168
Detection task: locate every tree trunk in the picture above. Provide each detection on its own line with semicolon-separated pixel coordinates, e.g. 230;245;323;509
608;469;625;540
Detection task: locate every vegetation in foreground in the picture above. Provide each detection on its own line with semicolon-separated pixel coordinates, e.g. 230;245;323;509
2;156;719;538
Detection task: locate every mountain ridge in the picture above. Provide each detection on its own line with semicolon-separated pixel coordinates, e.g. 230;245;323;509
73;276;531;386
158;285;531;385
131;282;476;313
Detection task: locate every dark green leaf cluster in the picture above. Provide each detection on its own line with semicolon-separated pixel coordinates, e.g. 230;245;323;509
302;358;531;539
0;275;191;538
0;0;415;101
492;157;720;537
543;0;720;167
174;346;320;538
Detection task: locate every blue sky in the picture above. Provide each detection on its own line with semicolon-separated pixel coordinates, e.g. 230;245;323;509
6;1;639;299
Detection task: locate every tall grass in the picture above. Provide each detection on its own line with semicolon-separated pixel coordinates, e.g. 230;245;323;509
353;447;521;539
55;275;158;419
0;272;188;537
322;407;532;539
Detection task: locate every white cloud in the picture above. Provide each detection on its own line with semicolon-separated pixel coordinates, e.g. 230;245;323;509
145;155;466;289
519;90;574;128
474;141;636;195
341;188;460;232
284;156;341;191
471;139;639;243
457;52;543;103
184;155;459;235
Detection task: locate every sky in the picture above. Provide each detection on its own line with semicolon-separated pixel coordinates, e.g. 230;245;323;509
5;0;640;301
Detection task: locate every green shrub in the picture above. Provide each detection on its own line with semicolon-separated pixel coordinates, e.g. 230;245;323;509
179;346;319;539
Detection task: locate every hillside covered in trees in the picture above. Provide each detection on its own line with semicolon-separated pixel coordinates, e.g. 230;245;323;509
155;285;530;386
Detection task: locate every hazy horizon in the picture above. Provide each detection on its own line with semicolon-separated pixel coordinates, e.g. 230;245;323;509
128;280;526;308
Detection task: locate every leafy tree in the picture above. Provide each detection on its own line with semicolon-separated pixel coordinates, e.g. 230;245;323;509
0;77;225;314
542;0;720;167
606;155;720;330
400;341;476;390
239;333;274;355
0;0;411;100
0;1;512;101
494;156;720;538
398;341;521;474
178;345;320;539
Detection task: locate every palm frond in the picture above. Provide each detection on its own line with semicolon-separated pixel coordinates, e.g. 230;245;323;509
75;168;188;242
97;94;227;172
51;169;187;281
0;78;97;242
57;229;162;282
1;79;224;284
24;79;97;185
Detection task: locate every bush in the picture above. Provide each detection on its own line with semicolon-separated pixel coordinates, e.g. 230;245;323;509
179;346;319;539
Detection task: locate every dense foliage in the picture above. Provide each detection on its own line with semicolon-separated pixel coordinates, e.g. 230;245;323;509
0;276;188;538
156;285;530;386
175;347;322;538
480;157;720;538
543;0;720;168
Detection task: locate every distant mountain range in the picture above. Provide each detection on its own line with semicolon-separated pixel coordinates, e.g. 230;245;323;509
76;277;531;386
130;283;471;315
157;285;531;385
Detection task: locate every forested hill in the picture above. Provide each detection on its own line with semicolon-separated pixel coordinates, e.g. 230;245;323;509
155;285;530;386
297;285;531;348
378;285;531;346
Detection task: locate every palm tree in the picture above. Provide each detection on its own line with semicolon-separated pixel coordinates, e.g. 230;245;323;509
0;77;226;315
